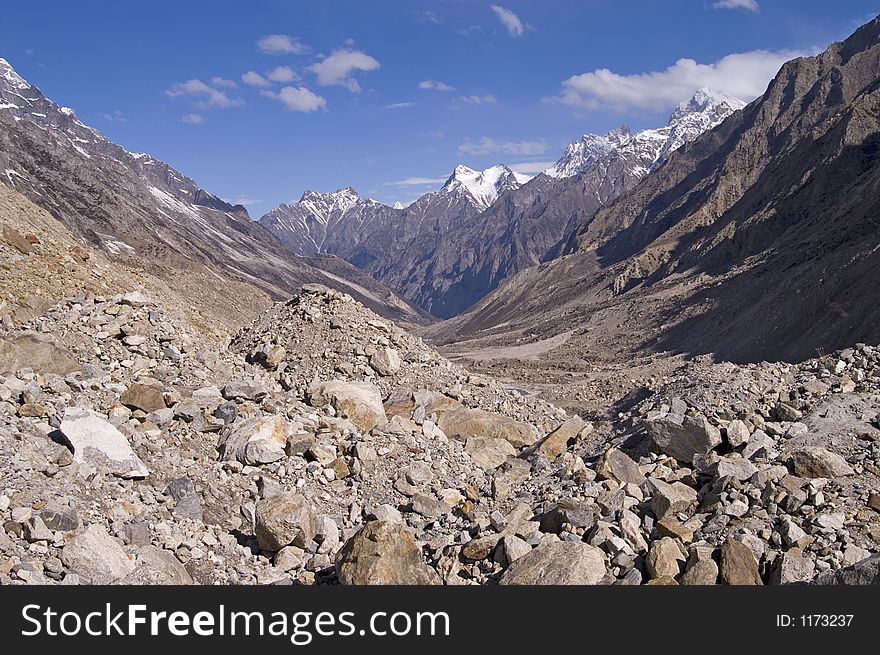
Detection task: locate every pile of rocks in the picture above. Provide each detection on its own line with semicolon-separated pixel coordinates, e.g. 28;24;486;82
0;285;877;585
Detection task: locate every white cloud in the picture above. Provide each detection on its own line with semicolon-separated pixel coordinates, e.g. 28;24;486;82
241;71;271;88
386;102;415;109
272;86;327;112
508;161;557;174
490;5;525;37
418;11;441;25
99;110;126;123
552;48;806;111
387;176;448;187
257;34;309;55
458;94;497;105
308;49;381;92
24;48;34;56
210;76;237;89
228;196;259;206
165;79;243;109
418;79;456;91
710;0;759;11
458;138;548;156
267;65;298;83
181;113;203;124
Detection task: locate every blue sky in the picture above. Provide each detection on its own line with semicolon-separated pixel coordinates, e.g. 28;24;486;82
2;1;877;215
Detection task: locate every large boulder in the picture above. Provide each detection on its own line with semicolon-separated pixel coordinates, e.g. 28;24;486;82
0;332;81;375
438;407;536;449
308;380;387;432
336;521;440;585
120;382;166;413
790;447;854;478
499;540;607;585
645;412;721;462
60;407;149;479
61;524;135;584
369;347;401;376
218;415;296;465
117;546;194;585
464;436;517;469
720;537;762;585
537;416;591;460
254;493;317;552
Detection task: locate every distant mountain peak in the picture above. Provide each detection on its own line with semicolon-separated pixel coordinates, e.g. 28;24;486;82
393;201;404;210
545;88;745;180
669;87;746;124
443;163;531;210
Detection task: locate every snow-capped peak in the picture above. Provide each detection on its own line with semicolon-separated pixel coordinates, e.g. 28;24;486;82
544;126;633;178
670;87;746;123
393;201;404;210
0;58;30;91
545;88;745;180
443;163;531;210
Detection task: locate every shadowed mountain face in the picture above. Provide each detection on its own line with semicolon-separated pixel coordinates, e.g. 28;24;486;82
260;91;741;319
0;58;426;325
435;17;880;364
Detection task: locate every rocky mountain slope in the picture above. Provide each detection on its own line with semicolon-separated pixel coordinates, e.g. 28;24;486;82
436;16;880;364
261;91;741;319
1;278;877;585
0;58;425;327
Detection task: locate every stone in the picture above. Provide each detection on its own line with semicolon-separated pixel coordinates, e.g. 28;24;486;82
680;549;719;585
336;521;440;585
791;447;854;478
776;403;803;422
500;541;607;585
645;412;722;462
39;509;79;532
164;477;203;521
843;545;871;566
3;225;33;254
438;407;536;449
120;383;166;413
61;524;135;584
713;457;758;482
121;291;150;307
410;493;449;519
23;515;54;542
540;500;596;534
222;380;269;401
372;504;403;524
868;492;880;512
308;380;387;432
657;517;702;543
369;347;401;376
771;548;815;584
725;420;751;448
254;493;317;552
275;546;306;572
780;517;810;548
649;479;698;520
501;535;532;564
60;407;149;478
596;447;645;485
464;436;516;469
537;416;590;460
117;546;193;585
0;332;81;376
462;535;502;561
646;537;686;579
218;415;296;465
720;537;762;585
814;554;880;585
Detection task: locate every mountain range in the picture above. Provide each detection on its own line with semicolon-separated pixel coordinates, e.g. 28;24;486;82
261;88;745;317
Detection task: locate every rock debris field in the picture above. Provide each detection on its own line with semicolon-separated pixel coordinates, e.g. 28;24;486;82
1;284;879;585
